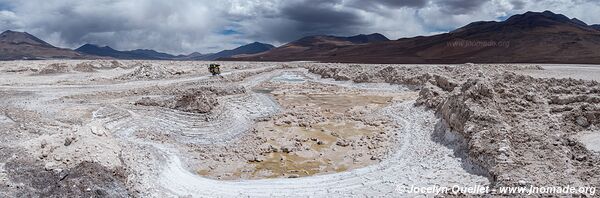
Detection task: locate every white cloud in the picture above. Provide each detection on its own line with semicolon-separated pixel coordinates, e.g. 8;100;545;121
0;10;20;30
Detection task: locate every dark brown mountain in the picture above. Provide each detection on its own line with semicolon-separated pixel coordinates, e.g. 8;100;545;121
175;52;214;60
230;11;600;64
205;42;274;60
227;33;388;61
0;30;87;60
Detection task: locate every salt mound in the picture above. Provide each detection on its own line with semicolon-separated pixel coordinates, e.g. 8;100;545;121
172;94;218;113
117;64;175;80
36;63;70;75
78;60;127;70
96;60;126;69
73;62;97;72
135;93;218;114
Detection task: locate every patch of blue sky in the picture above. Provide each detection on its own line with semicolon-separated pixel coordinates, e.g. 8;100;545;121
220;29;241;35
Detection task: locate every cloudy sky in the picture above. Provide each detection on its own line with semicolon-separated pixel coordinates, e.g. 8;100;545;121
1;0;599;54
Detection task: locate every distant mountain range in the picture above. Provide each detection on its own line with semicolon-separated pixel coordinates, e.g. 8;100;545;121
0;30;274;61
75;44;177;60
230;11;600;64
2;11;600;64
75;42;274;60
0;30;89;60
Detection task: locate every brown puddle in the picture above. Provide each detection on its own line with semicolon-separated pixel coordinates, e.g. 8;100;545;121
249;121;381;178
274;94;393;113
195;80;418;180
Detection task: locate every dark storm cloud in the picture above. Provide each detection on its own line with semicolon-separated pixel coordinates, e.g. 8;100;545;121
282;1;360;25
510;0;526;10
0;0;226;53
348;0;429;10
1;0;600;53
32;5;133;45
435;0;488;14
256;0;429;43
375;0;429;7
272;0;367;40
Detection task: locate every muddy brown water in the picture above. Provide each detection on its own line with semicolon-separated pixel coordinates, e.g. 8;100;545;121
274;94;392;114
248;121;382;178
196;74;415;180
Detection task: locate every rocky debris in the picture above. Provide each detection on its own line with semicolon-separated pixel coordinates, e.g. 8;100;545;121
173;94;218;114
133;87;233;114
135;92;218;114
335;139;351;147
247;156;264;163
64;137;75;146
280;146;292;153
134;97;161;107
576;116;590;127
4;157;128;198
40;139;48;149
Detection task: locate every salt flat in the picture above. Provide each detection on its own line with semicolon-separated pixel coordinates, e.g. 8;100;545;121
0;61;597;197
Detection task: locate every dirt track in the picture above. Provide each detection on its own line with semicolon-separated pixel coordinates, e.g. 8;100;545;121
0;60;598;197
